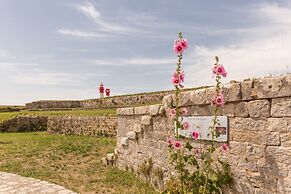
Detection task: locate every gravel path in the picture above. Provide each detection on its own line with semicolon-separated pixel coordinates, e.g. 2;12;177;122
0;172;77;194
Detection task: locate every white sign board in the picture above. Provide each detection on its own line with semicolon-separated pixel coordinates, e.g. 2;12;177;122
178;116;228;142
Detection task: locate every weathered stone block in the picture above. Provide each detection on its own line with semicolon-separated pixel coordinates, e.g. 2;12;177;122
229;117;267;131
204;87;216;104
117;107;134;115
178;91;193;107
271;97;291;117
121;137;129;146
280;132;291;147
248;100;270;118
241;79;254;100
141;116;152;126
266;132;281;146
189;105;211;116
222;103;235;117
252;75;291;99
149;104;161;116
267;118;288;132
162;94;175;107
189;88;207;105
266;146;291;166
234;101;249;117
134;106;149;115
127;131;137;140
222;83;242;102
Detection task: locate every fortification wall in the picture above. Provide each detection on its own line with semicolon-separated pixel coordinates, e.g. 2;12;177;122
115;75;291;193
47;116;117;137
25;89;204;110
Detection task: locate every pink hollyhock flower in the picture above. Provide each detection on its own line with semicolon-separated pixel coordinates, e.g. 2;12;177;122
179;71;185;82
169;108;176;118
212;94;225;106
182;122;190;130
181;107;188;115
222;143;228;152
174;141;182;149
173;42;184;54
171;76;180;86
167;138;173;145
212;64;227;77
191;130;200;140
180;39;188;49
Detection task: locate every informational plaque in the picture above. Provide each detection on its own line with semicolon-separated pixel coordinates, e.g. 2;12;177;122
178;116;228;142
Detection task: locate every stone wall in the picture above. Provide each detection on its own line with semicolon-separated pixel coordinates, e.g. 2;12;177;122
47;116;117;137
0;116;47;132
25;100;82;110
115;75;291;193
26;89;204;110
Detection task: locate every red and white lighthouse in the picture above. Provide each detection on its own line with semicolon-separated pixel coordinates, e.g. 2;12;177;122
105;88;110;97
99;83;104;98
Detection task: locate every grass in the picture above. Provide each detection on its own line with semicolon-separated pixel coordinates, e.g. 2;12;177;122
0;109;116;122
0;132;157;194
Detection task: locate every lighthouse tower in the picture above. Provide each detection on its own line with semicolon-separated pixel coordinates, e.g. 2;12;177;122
105;88;110;97
99;83;104;98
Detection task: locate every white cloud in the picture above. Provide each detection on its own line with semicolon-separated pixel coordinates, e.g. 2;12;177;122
88;57;175;66
57;28;108;38
73;2;131;33
183;2;291;87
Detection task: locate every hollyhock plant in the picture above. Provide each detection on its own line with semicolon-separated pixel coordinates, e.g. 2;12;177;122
179;71;185;82
174;141;182;149
165;34;232;194
167;138;173;146
191;130;200;140
222;143;228;152
169;108;176;118
182;122;190;130
212;64;227;77
173;42;184;54
180;39;188;49
171;74;181;86
181;107;188;115
212;94;225;106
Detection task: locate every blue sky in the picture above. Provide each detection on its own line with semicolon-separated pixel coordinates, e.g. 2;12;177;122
0;0;290;105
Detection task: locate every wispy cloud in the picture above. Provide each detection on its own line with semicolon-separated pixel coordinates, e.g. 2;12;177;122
73;2;131;33
57;28;109;38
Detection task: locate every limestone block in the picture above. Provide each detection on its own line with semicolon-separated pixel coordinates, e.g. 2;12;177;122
241;79;254;100
266;132;281;146
133;124;142;133
231;130;265;145
149;104;161;116
117;107;134;115
222;83;242;102
178;91;192;107
252;75;291;99
121;137;129;146
127;131;137;140
266;146;291;166
141;116;152;126
222;103;235;117
280;132;291;147
162;94;175;107
189;88;207;105
267;118;288;132
230;117;267;131
189;105;211;116
248;100;270;118
271;97;291;117
234;101;249;117
134;106;149;115
204;87;216;104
